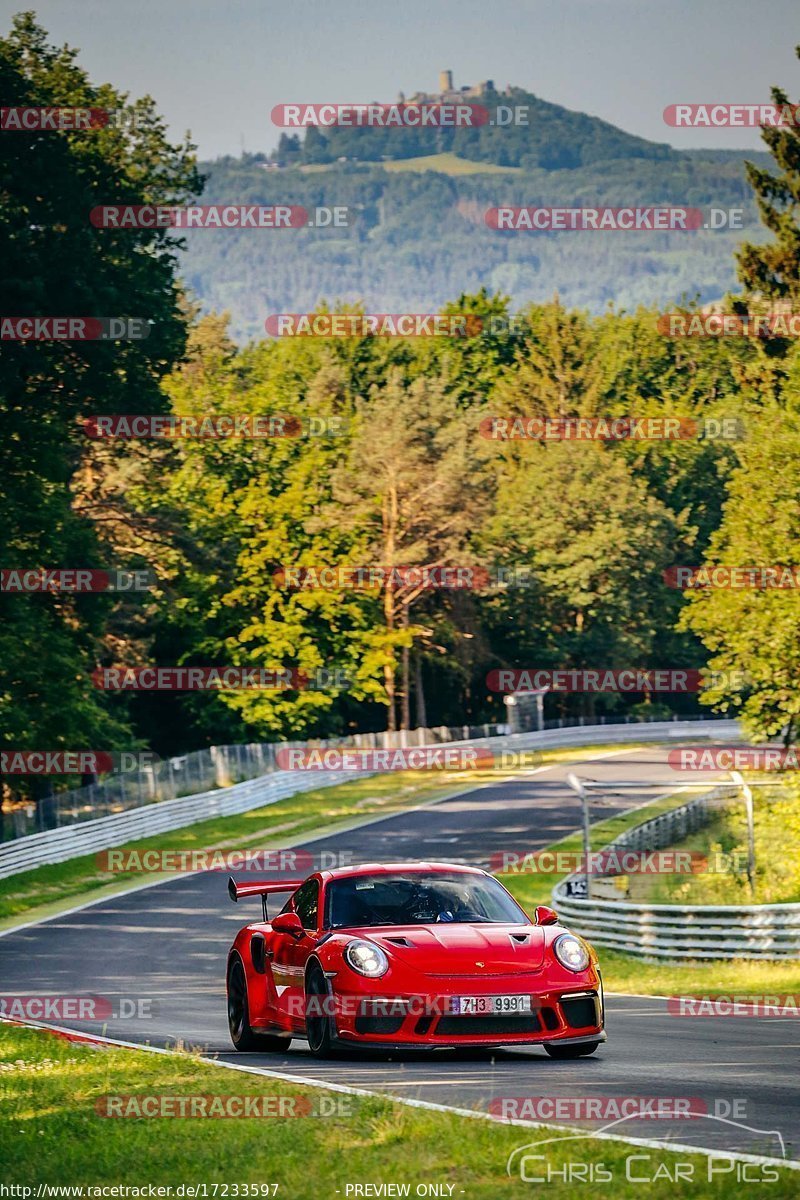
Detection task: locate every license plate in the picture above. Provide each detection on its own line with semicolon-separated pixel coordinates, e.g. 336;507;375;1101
451;994;531;1015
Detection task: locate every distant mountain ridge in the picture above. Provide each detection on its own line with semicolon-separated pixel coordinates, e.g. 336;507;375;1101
272;77;679;171
182;79;770;341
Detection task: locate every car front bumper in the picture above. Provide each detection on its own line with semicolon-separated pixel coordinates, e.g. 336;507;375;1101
330;984;604;1048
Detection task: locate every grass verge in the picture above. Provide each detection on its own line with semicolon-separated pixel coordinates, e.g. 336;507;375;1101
499;790;701;911
625;780;800;906
598;950;800;996
0;1024;795;1196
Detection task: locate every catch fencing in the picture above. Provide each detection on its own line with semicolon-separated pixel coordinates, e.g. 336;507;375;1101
0;717;738;880
1;725;504;841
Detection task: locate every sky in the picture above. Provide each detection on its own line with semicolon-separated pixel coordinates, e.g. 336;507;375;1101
1;0;797;160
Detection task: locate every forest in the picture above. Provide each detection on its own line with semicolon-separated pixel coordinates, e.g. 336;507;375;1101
2;14;799;803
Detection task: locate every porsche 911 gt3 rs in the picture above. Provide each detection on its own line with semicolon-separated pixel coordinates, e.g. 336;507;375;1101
226;861;604;1057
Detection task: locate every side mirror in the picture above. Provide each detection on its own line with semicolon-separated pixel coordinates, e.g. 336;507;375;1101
271;911;306;938
534;905;559;927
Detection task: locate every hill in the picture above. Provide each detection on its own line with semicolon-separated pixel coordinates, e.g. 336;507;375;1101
272;83;678;171
178;82;770;341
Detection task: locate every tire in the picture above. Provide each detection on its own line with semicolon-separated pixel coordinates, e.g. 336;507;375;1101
544;1040;600;1059
227;957;292;1053
305;963;337;1057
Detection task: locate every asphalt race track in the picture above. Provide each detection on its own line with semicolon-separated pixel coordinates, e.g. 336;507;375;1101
2;745;798;1163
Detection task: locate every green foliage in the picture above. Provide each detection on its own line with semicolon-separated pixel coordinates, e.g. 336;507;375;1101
284;86;677;170
677;51;800;742
4;19;800;783
680;409;800;739
483;440;679;717
140;296;773;742
0;14;200;794
737;45;800;303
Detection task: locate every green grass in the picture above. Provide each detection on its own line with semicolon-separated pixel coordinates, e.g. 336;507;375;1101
598;950;800;996
624;780;800;907
298;151;523;175
381;151;523;175
0;743;644;928
1;1024;795;1195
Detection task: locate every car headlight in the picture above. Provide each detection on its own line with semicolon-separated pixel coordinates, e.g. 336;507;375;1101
344;939;389;978
553;933;590;973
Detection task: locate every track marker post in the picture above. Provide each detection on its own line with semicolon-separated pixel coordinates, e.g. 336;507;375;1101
730;769;756;897
566;772;592;900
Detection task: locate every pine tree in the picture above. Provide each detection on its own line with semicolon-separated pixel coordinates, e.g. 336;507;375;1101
737;47;800;302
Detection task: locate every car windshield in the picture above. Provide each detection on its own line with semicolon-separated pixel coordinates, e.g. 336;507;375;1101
325;872;528;929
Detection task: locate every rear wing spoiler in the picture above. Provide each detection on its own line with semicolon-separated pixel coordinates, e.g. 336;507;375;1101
228;876;304;919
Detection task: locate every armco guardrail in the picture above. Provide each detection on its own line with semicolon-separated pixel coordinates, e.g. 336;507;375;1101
553;890;800;960
1;712;722;841
0;767;368;881
602;788;720;854
0;718;738;880
553;772;800;960
2;724;507;840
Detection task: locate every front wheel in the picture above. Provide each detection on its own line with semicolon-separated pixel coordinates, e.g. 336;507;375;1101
544;1040;600;1059
305;964;337;1057
227;957;291;1053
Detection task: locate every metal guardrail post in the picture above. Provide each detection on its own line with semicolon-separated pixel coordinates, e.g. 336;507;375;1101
731;769;756;897
566;771;592;900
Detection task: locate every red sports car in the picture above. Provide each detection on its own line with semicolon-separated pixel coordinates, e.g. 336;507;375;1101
226;861;604;1057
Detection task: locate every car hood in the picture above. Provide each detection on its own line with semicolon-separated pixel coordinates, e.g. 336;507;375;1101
364;923;546;976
